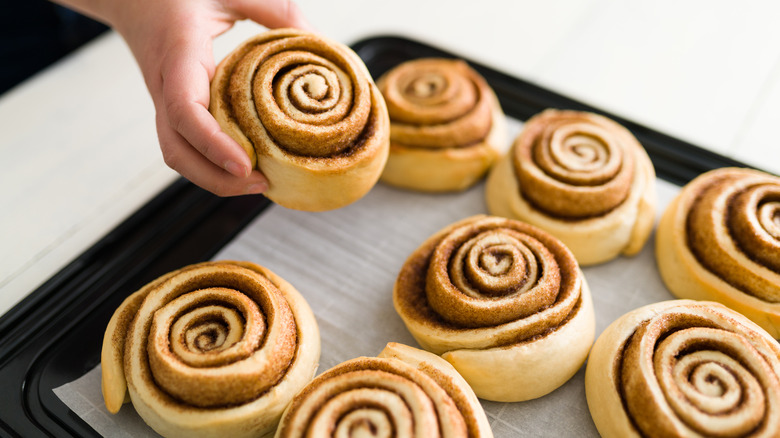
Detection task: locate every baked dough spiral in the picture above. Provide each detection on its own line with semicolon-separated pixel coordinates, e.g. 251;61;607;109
275;342;493;438
656;167;780;338
585;299;780;438
376;58;508;192
210;28;389;211
486;109;655;265
394;215;595;402
101;261;320;438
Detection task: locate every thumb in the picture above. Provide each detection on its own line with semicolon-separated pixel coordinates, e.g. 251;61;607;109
229;0;315;31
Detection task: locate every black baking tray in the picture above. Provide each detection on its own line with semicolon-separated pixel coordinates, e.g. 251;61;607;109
0;35;755;437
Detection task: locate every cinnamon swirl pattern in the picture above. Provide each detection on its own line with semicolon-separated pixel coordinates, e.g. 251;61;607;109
486;109;655;265
275;342;493;438
101;261;320;438
394;215;595;402
656;167;780;337
210;29;389;211
585;300;780;438
376;58;508;192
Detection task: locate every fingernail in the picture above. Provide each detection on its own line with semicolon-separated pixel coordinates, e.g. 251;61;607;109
225;160;248;177
246;182;267;194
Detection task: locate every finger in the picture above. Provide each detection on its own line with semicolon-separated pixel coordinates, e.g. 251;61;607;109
160;35;252;178
157;113;268;196
228;0;314;31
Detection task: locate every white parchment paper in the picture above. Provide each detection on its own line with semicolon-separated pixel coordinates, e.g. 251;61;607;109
54;118;682;437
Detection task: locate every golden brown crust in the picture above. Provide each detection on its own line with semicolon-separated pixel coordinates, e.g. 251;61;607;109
485;109;655;265
101;261;320;438
656;167;780;337
275;342;493;438
210;29;389;211
393;215;595;402
376;58;508;192
585;300;780;438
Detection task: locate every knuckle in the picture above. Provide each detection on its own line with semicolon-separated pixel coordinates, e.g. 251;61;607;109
160;146;181;171
165;99;188;133
198;137;214;159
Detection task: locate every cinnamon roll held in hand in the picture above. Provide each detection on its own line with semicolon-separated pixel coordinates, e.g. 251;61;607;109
376;58;508;192
394;215;595;402
210;29;389;211
486;109;655;265
275;342;493;438
656;167;780;337
101;261;320;438
586;300;780;438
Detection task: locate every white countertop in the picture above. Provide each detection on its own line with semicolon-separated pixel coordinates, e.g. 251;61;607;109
2;0;780;316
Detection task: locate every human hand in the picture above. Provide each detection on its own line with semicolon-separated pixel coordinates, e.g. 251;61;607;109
64;0;313;196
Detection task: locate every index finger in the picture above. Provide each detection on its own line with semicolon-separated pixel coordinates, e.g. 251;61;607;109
160;36;252;178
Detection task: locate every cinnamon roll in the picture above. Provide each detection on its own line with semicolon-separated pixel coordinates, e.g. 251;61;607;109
376;58;508;192
585;299;780;438
656;167;780;337
101;261;320;438
275;342;493;438
393;215;595;402
210;29;389;211
485;109;655;265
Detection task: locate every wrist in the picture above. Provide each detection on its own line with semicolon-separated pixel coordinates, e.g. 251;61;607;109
49;0;124;30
